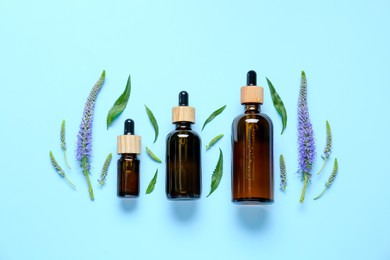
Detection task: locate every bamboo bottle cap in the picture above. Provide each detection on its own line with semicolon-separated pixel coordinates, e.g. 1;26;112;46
241;70;264;104
172;91;195;123
117;119;141;154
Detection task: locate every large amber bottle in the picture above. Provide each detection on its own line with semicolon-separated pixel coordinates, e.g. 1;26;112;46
232;71;274;204
166;91;201;200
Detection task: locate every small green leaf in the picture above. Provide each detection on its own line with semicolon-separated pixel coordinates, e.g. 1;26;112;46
207;148;223;198
146;147;162;163
145;105;159;143
266;78;287;134
202;105;226;131
206;134;224;150
146;169;158;194
106;75;131;129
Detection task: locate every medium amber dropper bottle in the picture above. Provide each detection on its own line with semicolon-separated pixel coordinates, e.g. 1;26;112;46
117;119;141;198
231;71;274;204
166;91;202;200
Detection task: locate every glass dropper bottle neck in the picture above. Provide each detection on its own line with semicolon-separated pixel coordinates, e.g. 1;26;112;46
175;121;192;130
244;103;261;114
120;153;137;159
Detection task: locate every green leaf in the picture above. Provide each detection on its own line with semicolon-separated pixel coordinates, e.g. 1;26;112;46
145;105;159;143
146;147;162;163
206;134;224;150
266;78;287;134
106;75;131;129
207;148;223;198
146;169;158;194
202;105;226;131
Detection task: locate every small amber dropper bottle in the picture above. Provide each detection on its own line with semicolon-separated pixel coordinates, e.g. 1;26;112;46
231;71;274;204
166;91;202;200
117;119;141;198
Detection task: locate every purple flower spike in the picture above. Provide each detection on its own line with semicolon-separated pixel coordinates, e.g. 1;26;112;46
76;70;105;200
298;71;316;203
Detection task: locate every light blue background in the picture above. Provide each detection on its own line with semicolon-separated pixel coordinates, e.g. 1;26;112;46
1;1;389;259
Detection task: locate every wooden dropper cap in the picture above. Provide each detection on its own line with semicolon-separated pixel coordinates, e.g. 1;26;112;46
172;91;195;123
117;119;141;154
241;70;264;104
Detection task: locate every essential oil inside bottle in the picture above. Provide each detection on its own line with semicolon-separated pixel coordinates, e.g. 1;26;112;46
231;71;274;204
117;119;141;198
166;91;202;200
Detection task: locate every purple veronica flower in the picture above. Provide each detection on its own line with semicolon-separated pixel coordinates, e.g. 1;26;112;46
298;71;315;174
76;70;105;200
298;71;316;203
77;71;105;164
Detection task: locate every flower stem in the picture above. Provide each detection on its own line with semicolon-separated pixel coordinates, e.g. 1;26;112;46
84;171;94;200
64;176;76;190
316;158;327;175
82;158;94;200
64;152;71;169
313;188;326;200
300;173;309;203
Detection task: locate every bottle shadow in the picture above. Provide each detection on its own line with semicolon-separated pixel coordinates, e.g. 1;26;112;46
119;199;138;212
170;201;199;221
236;206;270;231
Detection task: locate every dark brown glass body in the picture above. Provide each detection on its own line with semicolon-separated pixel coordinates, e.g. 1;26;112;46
166;122;201;200
232;104;274;204
117;154;140;198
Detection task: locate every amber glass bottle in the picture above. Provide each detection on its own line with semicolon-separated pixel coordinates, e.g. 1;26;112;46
231;71;274;204
166;91;201;200
117;119;142;198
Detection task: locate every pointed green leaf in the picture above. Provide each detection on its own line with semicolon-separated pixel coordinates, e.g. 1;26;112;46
202;105;226;131
146;147;162;163
207;148;223;198
146;169;158;194
145;105;159;143
266;78;287;134
106;75;131;129
205;134;224;150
